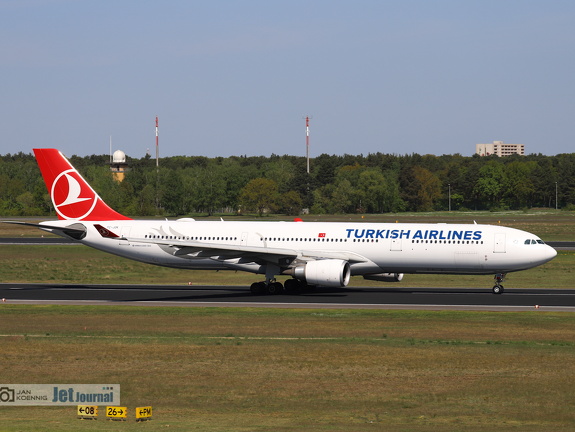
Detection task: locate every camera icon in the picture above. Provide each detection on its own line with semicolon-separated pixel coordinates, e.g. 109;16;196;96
0;387;15;403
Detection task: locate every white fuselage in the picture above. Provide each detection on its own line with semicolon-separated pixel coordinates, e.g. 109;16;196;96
43;220;557;277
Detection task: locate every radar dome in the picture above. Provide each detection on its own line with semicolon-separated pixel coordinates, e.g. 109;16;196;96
112;150;126;163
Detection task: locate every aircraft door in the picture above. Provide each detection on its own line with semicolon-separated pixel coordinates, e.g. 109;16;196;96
494;233;506;253
390;238;402;251
240;232;248;246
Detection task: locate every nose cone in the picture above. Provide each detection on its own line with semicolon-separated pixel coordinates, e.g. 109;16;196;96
534;245;557;266
548;245;558;260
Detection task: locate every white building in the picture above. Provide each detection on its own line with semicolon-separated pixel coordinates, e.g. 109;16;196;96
476;141;525;157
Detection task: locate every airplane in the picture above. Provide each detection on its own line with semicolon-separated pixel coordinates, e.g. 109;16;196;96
5;148;557;295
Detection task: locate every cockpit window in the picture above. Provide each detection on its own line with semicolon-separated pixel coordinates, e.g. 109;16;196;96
525;239;546;245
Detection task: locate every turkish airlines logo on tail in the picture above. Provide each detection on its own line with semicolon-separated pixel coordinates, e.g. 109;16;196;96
94;224;120;238
51;169;98;220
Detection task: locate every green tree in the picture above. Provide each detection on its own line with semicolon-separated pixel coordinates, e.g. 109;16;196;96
504;161;536;209
357;169;397;213
239;178;279;216
263;159;295;193
158;168;187;215
331;179;355;213
402;166;441;211
278;190;303;216
136;184;157;216
473;161;506;210
531;158;557;208
193;165;227;215
311;184;336;214
414;166;441;211
220;158;260;210
555;154;575;207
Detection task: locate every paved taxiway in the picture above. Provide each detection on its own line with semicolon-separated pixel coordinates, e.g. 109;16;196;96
1;283;575;312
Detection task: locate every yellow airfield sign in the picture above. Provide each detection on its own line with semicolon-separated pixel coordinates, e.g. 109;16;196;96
136;406;153;420
106;406;127;419
77;405;98;418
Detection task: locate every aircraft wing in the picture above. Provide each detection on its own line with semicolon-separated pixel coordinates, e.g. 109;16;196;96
171;242;370;262
98;227;370;266
132;237;369;265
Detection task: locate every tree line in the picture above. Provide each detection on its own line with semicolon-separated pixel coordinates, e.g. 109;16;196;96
1;151;574;217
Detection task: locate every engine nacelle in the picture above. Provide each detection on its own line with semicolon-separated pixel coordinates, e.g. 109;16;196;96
363;273;404;283
293;259;351;287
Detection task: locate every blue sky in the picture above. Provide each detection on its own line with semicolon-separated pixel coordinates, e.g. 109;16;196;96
2;0;574;158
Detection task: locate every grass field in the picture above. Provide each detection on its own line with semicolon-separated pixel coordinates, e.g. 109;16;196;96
2;306;575;431
1;211;575;431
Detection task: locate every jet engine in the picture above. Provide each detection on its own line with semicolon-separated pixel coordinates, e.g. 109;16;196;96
293;259;351;287
363;273;404;282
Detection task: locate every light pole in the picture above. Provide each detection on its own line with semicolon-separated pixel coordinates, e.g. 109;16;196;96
556;181;558;210
448;184;451;212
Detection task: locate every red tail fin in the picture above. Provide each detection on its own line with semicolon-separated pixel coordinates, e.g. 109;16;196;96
34;148;132;221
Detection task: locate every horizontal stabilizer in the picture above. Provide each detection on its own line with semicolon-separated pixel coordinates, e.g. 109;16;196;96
1;221;87;240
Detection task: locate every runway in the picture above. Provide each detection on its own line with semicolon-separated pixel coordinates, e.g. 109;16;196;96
1;283;575;312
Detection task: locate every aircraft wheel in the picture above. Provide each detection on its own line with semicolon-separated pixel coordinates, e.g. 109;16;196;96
267;282;284;295
492;285;504;295
284;279;301;294
250;282;266;295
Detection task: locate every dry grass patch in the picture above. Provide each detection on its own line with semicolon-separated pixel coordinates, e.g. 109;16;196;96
3;306;575;342
1;306;575;431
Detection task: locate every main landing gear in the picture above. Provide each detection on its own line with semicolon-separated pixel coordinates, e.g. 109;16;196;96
492;273;506;294
250;278;309;295
250;281;283;295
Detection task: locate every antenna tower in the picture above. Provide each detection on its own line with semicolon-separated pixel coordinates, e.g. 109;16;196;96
155;116;159;169
305;116;311;174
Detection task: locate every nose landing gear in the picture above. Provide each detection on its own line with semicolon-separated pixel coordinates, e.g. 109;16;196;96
492;273;506;294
